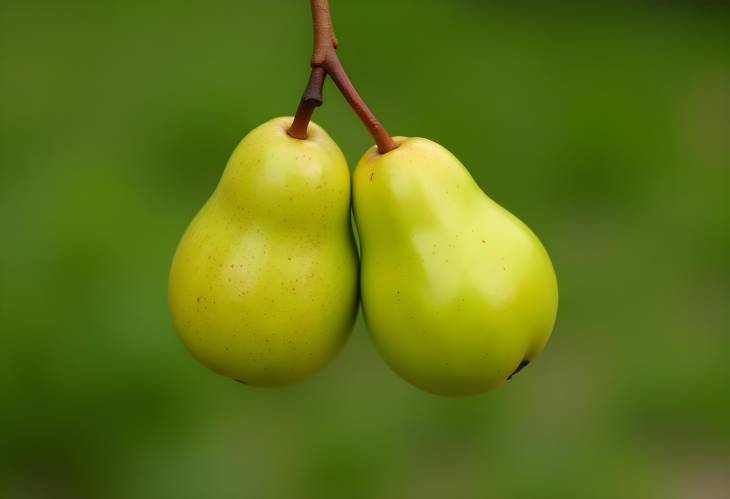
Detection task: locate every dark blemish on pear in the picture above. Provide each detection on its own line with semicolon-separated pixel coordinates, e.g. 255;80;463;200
508;360;530;380
235;379;247;385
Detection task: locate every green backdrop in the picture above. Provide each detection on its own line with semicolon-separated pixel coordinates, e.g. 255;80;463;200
1;1;728;498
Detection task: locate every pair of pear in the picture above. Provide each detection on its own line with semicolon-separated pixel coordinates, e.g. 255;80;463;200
168;117;558;396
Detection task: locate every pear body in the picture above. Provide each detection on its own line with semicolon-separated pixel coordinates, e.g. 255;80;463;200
169;117;358;386
353;138;558;396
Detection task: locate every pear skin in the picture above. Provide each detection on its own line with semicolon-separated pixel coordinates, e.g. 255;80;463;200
353;137;558;396
169;117;358;386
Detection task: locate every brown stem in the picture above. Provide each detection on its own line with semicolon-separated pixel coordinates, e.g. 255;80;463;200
287;0;398;154
287;66;326;140
324;52;397;153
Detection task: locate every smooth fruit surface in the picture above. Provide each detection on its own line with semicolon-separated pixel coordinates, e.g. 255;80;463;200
353;137;558;396
169;117;358;386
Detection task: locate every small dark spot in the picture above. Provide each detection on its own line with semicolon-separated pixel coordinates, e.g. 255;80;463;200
235;379;247;385
370;172;374;181
481;240;486;243
196;297;201;303
508;360;530;380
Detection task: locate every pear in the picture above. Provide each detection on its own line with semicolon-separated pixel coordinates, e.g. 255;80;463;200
353;137;558;396
169;117;358;386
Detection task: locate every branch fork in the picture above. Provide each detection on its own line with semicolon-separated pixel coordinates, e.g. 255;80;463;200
287;0;398;154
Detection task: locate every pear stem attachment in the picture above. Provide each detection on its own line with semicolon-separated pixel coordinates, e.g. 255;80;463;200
286;0;398;154
288;66;326;140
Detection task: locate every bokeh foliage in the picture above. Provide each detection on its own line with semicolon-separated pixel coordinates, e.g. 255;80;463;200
1;1;729;498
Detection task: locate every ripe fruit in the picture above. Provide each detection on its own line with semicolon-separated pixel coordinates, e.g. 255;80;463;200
169;117;358;386
353;137;558;396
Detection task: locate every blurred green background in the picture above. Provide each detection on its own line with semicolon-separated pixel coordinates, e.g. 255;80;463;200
1;0;729;498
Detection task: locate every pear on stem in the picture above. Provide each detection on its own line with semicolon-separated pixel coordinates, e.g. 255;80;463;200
353;138;558;396
169;118;359;386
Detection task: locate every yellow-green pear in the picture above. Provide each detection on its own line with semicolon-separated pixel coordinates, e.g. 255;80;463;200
169;117;358;386
353;137;558;396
